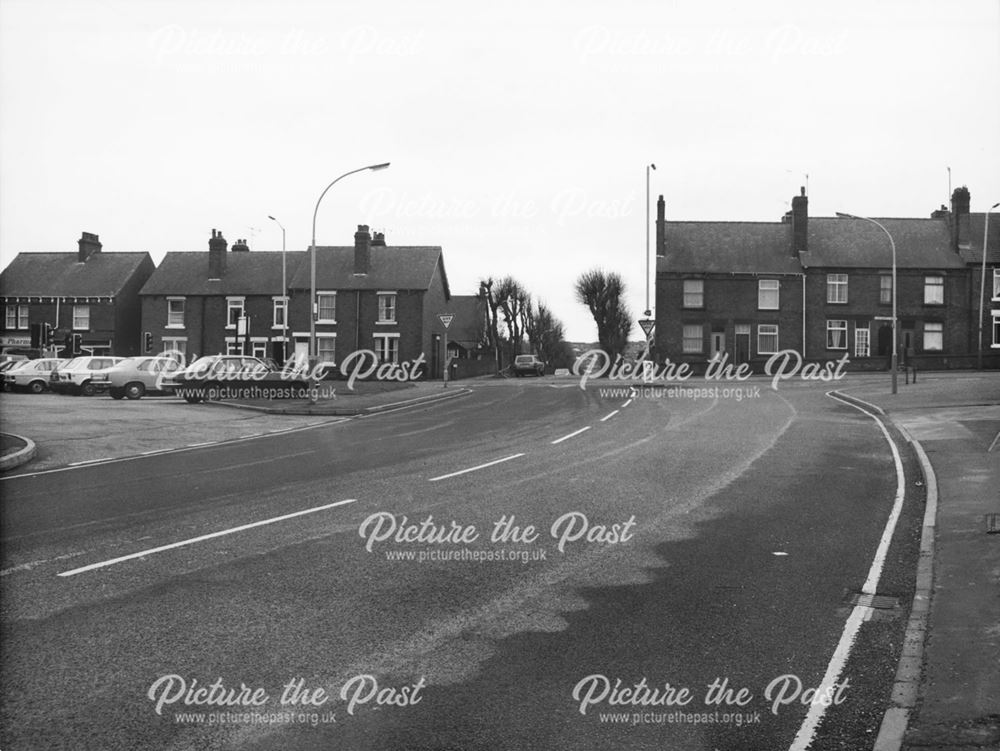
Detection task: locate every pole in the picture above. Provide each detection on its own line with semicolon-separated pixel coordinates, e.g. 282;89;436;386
268;215;287;363
309;162;390;361
645;163;656;316
978;203;1000;369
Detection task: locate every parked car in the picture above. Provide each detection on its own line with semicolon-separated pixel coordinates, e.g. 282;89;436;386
512;354;545;377
164;355;278;403
49;356;125;396
93;356;181;400
2;358;66;393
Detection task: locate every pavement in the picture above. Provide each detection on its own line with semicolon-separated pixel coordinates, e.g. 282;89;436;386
836;371;1000;751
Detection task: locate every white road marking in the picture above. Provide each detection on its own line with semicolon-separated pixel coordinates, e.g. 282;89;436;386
989;431;1000;453
622;399;633;408
551;426;591;445
787;394;908;751
67;458;113;466
428;453;525;482
57;499;359;577
600;410;619;422
186;441;214;447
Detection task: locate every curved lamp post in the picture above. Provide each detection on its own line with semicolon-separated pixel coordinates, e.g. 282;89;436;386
267;215;287;361
644;163;656;317
309;162;391;360
978;202;1000;369
837;212;897;394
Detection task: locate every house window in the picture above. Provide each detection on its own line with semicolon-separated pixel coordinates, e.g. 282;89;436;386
855;324;870;357
226;297;245;328
758;279;779;310
992;269;999;301
923;322;943;351
73;305;90;330
757;324;779;355
5;305;28;330
226;340;243;355
161;337;187;362
316;292;336;323
682;280;704;308
251;340;267;359
317;334;336;364
826;320;848;350
273;297;287;328
924;276;944;305
378;292;397;323
827;274;848;304
374;333;399;363
993;312;1000;347
167;297;185;328
880;275;892;305
682;324;703;354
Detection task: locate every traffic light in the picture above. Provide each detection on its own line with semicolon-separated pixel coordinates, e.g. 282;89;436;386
71;334;83;353
144;332;153;353
30;323;43;349
43;323;52;347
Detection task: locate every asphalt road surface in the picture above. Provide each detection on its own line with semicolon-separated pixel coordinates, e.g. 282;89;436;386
1;379;908;750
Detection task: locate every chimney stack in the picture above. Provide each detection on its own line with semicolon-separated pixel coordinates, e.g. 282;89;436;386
231;238;250;252
208;228;228;278
78;232;102;263
655;195;665;257
950;186;971;251
791;187;808;255
354;224;371;275
371;231;386;247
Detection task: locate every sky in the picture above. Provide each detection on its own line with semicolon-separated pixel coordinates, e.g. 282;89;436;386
1;0;998;342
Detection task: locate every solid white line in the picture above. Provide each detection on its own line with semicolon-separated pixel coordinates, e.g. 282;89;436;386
622;399;633;408
427;453;525;482
57;499;358;577
186;441;214;447
789;394;908;751
551;426;591;445
600;410;619;422
989;431;1000;453
68;458;113;466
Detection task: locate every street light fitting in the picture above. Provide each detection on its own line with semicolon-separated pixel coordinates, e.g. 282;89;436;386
368;162;391;171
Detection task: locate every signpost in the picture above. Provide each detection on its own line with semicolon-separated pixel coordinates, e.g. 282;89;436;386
439;314;453;386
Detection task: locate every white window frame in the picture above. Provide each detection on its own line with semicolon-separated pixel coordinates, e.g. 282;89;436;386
992;311;1000;348
377;291;397;324
758;279;779;310
250;338;268;359
826;274;848;304
272;296;288;329
316;291;337;324
855;324;870;357
826;319;848;350
923;321;943;352
373;332;400;363
992;269;999;301
880;275;892;305
225;339;243;355
757;324;779;355
161;337;187;362
226;297;245;329
316;333;337;364
166;296;185;328
6;305;28;330
681;324;703;354
72;305;90;330
682;279;704;309
923;276;944;305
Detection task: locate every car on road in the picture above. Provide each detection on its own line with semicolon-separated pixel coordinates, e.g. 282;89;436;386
2;358;66;393
49;356;125;396
512;354;545;377
93;356;182;400
164;355;279;403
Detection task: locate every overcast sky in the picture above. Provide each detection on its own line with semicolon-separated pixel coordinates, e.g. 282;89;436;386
2;0;998;341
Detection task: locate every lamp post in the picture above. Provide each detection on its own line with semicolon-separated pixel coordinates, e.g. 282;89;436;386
267;215;287;362
837;212;897;394
977;201;1000;369
644;163;656;317
309;162;391;361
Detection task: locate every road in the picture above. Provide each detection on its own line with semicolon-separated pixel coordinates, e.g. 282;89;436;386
0;378;912;750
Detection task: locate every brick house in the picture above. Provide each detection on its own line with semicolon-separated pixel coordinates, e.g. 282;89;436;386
952;188;1000;363
286;225;455;378
0;232;154;356
139;231;305;363
654;187;996;371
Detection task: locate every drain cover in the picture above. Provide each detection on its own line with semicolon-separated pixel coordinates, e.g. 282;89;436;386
848;593;900;610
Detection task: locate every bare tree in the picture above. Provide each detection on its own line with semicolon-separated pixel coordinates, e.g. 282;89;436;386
495;276;530;363
574;269;633;359
478;278;503;368
526;300;566;366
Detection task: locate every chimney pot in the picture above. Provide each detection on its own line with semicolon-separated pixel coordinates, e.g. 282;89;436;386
354;224;372;275
208;229;228;277
77;231;102;262
791;188;808;255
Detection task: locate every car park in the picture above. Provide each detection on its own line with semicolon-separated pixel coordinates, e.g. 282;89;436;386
512;354;546;377
93;356;182;400
49;356;125;396
165;355;278;403
2;358;66;393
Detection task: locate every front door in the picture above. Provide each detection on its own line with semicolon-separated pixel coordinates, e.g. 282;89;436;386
734;325;750;364
710;332;726;359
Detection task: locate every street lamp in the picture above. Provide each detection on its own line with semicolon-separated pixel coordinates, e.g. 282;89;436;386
644;163;656;317
267;215;287;362
309;162;391;360
977;201;1000;369
837;212;897;394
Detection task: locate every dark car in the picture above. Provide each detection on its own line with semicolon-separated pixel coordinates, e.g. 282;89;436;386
164;355;278;403
512;354;545;377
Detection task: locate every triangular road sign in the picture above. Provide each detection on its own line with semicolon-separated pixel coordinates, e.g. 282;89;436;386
638;319;655;338
439;314;454;329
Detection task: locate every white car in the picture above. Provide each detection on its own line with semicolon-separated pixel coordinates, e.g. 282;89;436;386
92;356;181;400
49;356;125;396
2;358;66;393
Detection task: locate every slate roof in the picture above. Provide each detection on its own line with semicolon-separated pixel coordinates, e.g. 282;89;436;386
658;222;802;274
287;246;449;294
958;213;1000;265
0;252;153;297
139;251;308;296
802;217;964;269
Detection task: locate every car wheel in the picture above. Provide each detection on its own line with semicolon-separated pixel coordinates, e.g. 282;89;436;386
109;387;125;400
2;382;11;392
125;382;145;400
79;381;96;397
184;395;202;404
28;380;45;394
